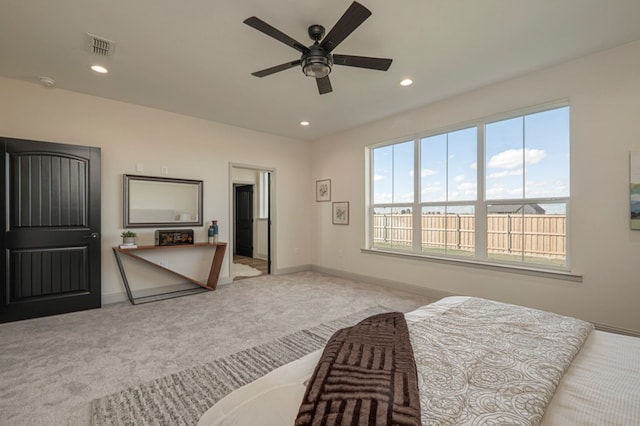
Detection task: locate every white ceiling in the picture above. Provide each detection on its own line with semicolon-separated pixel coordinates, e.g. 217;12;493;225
1;0;640;141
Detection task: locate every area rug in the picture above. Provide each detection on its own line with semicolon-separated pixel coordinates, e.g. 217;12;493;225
233;262;262;277
91;305;391;426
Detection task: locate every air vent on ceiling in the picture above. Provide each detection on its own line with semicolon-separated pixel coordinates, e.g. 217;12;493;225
84;33;115;57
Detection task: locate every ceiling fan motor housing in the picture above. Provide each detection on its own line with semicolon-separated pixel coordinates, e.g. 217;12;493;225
307;24;325;41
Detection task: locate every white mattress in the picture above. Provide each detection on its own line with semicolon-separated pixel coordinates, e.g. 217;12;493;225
198;297;640;425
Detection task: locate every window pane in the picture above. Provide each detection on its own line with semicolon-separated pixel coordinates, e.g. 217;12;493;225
373;145;392;204
487;204;524;262
373;142;414;204
524;107;570;198
393;141;414;203
422;206;446;253
372;207;412;251
487;107;570;201
487;203;566;266
486;117;524;200
421;135;447;202
523;203;566;266
422;205;474;256
448;128;477;201
422;128;477;203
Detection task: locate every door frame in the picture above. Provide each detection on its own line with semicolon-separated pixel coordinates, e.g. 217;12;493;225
228;163;276;277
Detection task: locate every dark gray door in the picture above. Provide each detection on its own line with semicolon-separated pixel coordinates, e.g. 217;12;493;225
235;185;253;257
1;137;101;323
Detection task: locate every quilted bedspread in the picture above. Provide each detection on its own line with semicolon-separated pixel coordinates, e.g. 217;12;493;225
408;297;593;425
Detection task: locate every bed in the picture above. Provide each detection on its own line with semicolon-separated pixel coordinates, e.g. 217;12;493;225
198;296;640;425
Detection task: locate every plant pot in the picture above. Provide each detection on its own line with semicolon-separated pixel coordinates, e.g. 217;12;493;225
123;237;136;245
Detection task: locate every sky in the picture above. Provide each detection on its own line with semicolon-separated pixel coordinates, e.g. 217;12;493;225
373;106;570;214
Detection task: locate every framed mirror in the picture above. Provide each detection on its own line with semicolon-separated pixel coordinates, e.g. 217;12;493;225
124;174;203;228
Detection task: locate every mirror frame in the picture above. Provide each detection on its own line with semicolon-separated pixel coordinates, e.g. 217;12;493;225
123;174;203;228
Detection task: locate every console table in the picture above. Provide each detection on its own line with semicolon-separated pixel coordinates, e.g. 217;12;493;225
113;242;227;305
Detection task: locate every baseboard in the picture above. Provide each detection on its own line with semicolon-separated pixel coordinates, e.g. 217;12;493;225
102;292;128;305
310;265;456;301
593;322;640;337
274;264;312;275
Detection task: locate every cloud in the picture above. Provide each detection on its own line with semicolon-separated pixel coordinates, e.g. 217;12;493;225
488;148;546;169
455;174;465;182
525;179;569;198
458;182;477;191
421;183;443;194
486;184;522;199
422;168;438;177
421;183;445;201
487;169;523;179
373;174;386;181
470;162;477;170
374;194;392;203
399;192;414;202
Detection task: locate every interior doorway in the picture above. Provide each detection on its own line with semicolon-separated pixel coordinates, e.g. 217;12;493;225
230;164;273;281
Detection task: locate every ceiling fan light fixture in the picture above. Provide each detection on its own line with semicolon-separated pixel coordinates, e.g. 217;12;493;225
302;47;333;78
303;62;331;78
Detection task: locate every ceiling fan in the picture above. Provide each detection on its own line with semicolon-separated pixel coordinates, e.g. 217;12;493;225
243;1;392;95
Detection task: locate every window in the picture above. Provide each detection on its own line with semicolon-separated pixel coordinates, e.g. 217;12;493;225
369;103;570;270
372;141;414;251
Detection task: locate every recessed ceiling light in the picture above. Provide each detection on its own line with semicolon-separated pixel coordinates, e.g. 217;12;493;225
400;78;413;86
300;121;310;126
91;65;108;74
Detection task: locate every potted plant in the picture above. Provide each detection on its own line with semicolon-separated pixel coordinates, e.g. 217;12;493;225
121;231;137;246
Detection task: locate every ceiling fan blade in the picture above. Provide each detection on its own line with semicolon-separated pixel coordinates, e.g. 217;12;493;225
333;54;392;71
320;1;371;52
316;76;333;95
244;17;309;53
252;60;301;77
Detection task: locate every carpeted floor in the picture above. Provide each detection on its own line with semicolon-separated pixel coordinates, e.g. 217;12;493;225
0;271;435;426
91;305;390;426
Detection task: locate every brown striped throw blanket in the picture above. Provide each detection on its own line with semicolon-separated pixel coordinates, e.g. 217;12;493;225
295;312;421;426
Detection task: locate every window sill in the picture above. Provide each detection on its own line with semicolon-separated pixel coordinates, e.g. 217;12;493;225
360;248;582;283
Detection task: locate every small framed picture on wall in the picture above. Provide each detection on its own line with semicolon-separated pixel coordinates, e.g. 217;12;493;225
631;151;640;230
332;201;349;225
316;179;331;202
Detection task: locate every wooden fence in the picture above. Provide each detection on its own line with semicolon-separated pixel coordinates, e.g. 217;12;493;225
373;214;566;259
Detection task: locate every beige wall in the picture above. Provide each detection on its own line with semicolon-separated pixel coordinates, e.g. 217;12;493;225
0;77;311;301
311;40;640;333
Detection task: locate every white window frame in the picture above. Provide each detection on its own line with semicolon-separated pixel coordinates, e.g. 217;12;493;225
366;100;576;278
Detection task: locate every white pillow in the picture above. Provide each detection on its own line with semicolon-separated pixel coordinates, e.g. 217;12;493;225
197;350;323;426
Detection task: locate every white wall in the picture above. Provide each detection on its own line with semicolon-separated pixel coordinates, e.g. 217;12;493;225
311;40;640;333
0;77;311;301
